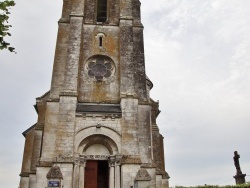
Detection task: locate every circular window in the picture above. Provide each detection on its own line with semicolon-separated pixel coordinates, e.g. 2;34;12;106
85;55;115;82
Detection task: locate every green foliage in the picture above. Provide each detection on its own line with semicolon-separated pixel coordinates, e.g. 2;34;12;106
175;182;250;188
0;0;15;52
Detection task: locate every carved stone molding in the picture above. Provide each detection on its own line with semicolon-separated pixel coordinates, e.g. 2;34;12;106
115;154;123;165
109;155;116;167
122;155;142;164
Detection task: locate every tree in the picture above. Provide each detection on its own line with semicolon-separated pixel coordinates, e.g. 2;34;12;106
0;0;15;52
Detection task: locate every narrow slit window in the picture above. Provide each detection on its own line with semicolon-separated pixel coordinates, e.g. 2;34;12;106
97;0;107;22
99;36;103;47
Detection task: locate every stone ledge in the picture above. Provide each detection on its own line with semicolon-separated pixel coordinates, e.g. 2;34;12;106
133;23;144;28
60;91;77;97
19;171;36;177
47;98;60;102
141;162;157;168
58;18;70;23
119;16;134;21
70;13;84;18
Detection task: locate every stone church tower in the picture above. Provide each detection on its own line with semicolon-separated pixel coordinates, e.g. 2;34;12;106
19;0;170;187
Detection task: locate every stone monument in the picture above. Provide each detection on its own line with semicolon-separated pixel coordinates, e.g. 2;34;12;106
19;0;170;187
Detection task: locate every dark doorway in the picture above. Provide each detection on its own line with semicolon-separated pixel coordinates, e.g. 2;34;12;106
84;160;109;188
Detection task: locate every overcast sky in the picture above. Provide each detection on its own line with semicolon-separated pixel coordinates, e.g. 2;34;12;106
0;0;250;187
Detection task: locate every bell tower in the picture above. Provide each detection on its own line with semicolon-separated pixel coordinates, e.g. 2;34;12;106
19;0;170;188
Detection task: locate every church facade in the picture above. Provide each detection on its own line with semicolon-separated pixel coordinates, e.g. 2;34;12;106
19;0;169;187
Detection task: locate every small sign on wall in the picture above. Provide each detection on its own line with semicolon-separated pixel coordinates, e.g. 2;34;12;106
48;181;60;187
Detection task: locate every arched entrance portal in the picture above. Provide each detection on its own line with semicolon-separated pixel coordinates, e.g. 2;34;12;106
75;134;122;188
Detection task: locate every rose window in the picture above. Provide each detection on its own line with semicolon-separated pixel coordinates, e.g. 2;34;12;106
86;56;115;82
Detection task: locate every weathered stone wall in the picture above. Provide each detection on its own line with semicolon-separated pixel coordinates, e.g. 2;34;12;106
71;0;84;15
61;0;71;21
36;167;50;188
58;163;74;188
121;98;139;155
19;176;29;188
109;0;120;25
121;164;141;188
133;27;148;102
20;129;34;175
63;16;83;92
120;19;135;96
78;25;120;103
84;0;95;24
41;102;59;159
138;105;152;163
30;130;42;171
132;0;142;26
156;174;163;188
29;174;36;188
56;96;77;156
147;167;157;187
152;125;163;171
50;23;69;99
36;95;48;124
75;116;121;133
120;0;133;18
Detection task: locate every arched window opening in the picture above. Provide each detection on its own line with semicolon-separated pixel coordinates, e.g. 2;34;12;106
97;0;107;22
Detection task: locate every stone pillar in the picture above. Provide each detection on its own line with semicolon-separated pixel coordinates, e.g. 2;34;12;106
78;158;86;188
115;154;122;188
109;156;116;188
73;157;80;188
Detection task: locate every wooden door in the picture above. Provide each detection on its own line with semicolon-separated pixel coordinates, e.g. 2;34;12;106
84;160;98;188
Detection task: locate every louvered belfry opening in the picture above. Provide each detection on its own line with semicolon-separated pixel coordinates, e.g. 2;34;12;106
97;0;107;22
